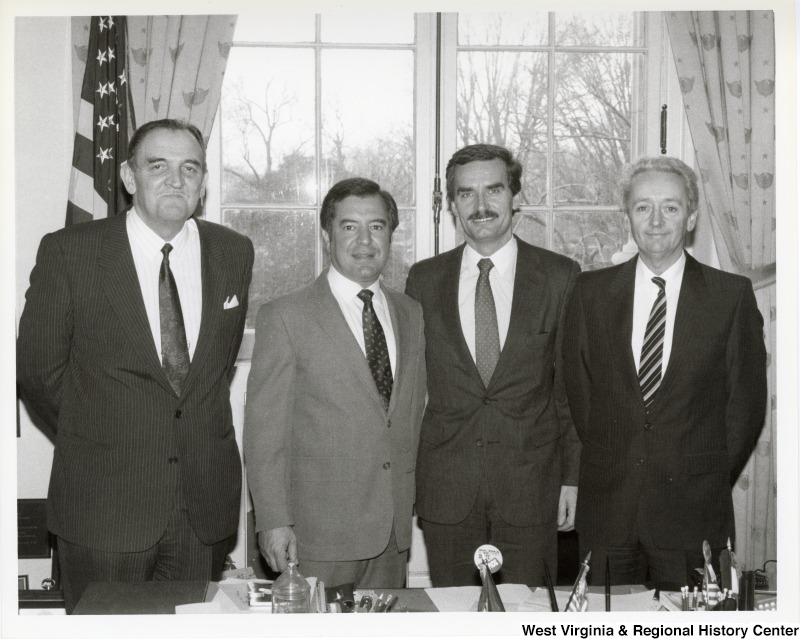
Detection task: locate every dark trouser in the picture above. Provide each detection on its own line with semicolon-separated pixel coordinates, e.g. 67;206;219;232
420;475;557;587
299;525;408;589
581;495;715;589
58;486;232;614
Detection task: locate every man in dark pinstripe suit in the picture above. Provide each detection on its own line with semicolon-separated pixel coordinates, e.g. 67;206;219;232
562;157;766;586
17;119;254;613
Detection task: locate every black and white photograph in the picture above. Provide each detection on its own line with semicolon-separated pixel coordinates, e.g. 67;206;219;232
2;0;796;636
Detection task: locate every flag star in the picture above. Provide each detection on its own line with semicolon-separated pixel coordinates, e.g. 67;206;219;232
97;48;107;66
96;82;109;97
107;17;115;29
98;17;106;32
107;81;116;95
107;47;115;62
97;147;112;164
118;69;127;85
97;115;109;131
107;114;115;126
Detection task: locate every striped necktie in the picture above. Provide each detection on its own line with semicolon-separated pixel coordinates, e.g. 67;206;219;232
638;276;666;412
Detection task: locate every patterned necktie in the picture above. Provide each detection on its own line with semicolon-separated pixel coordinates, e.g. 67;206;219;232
638;276;667;412
160;243;190;396
475;258;501;387
357;289;393;411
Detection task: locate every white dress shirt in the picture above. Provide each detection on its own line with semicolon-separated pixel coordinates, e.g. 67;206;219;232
631;253;686;376
459;237;518;361
127;210;203;362
327;266;397;376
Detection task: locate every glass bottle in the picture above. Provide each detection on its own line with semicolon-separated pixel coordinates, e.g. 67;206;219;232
271;562;311;613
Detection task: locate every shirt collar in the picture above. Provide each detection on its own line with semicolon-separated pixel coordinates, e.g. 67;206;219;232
636;251;686;288
327;265;382;301
128;207;192;254
462;236;518;277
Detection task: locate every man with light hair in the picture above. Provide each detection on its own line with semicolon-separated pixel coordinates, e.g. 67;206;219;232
563;156;766;585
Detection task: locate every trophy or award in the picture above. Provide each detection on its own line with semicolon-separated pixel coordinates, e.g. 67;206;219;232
474;544;505;612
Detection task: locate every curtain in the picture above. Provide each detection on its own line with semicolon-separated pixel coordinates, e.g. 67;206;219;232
126;16;237;142
665;12;776;572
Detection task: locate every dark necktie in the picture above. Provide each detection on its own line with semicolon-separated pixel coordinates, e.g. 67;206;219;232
638;276;667;412
475;258;501;387
160;243;190;396
358;289;393;411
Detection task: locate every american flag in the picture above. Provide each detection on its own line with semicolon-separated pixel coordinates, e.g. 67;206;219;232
565;551;591;612
65;16;130;226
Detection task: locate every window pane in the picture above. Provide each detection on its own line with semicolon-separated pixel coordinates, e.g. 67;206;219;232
383;208;416;292
553;52;637;206
233;12;314;43
224;208;317;328
513;210;548;249
555;12;639;47
456;51;548;206
459;13;548;46
554;210;628;270
222;48;315;205
321;50;414;205
322;12;414;44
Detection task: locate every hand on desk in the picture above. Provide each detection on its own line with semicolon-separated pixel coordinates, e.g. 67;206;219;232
558;485;578;532
258;527;297;573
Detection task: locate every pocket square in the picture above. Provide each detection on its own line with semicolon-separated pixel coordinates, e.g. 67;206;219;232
223;295;239;310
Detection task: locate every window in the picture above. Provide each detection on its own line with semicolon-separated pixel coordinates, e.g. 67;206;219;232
450;12;649;269
206;11;673;330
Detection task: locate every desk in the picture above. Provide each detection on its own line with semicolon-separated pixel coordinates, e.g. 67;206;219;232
72;582;650;614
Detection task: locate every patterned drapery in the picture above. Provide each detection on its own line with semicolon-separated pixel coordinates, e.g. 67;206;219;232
665;11;776;573
126;16;237;143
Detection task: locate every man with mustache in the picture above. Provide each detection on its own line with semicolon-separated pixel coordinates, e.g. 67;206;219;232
405;144;581;586
245;178;426;588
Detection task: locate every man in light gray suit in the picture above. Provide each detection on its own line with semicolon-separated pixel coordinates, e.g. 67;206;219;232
244;177;426;588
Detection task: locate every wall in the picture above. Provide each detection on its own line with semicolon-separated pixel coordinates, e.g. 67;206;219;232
15;17;74;590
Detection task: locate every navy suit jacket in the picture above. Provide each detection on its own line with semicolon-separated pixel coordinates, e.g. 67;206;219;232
563;253;767;549
17;213;254;551
405;238;581;528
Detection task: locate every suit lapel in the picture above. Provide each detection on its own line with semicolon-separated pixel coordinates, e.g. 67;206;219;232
311;275;386;411
181;219;226;394
384;286;410;415
440;245;480;382
650;253;708;411
490;240;549;387
99;213;174;395
604;256;641;400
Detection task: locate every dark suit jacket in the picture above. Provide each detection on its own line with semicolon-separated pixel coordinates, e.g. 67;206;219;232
244;274;427;560
17;212;254;552
405;238;581;527
562;253;767;550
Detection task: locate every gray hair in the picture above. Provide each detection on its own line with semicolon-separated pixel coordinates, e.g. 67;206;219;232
619;156;699;214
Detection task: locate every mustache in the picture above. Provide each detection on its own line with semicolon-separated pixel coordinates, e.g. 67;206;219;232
468;210;499;221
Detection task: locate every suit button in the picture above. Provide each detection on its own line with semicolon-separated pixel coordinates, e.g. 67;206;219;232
383;462;391;470
636;458;644;466
482;397;490;405
386;420;391;428
175;410;182;418
168;456;178;464
476;439;484;448
644;422;653;431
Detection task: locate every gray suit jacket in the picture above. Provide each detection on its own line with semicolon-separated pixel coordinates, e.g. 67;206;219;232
244;273;427;560
17;213;254;551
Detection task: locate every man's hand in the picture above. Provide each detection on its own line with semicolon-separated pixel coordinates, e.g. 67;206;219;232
558;485;578;532
258;527;297;573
